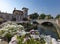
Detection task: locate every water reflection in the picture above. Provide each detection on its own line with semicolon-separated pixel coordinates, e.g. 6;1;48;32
38;22;59;39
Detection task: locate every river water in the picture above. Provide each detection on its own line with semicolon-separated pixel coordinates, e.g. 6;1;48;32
38;25;59;40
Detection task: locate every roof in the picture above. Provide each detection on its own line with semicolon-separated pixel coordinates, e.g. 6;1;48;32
22;7;28;10
13;10;23;15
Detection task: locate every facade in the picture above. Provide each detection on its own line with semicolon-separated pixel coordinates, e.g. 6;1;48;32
0;7;28;22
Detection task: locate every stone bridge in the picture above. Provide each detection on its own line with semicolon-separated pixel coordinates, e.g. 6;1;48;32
36;19;60;25
36;19;60;37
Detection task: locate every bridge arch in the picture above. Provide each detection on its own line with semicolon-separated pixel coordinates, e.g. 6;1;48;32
36;20;59;39
41;21;54;27
36;19;57;25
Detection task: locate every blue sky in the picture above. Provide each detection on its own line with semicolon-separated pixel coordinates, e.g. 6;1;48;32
0;0;60;17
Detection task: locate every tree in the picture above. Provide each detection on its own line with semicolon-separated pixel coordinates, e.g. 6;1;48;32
45;15;53;19
29;13;39;19
39;13;46;19
12;18;16;21
55;14;60;19
23;18;28;21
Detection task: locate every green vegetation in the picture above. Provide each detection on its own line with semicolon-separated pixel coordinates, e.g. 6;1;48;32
45;15;53;19
40;38;46;44
17;36;45;44
29;13;60;19
17;23;38;31
39;13;46;19
55;14;60;19
4;33;13;42
29;13;39;19
23;18;29;21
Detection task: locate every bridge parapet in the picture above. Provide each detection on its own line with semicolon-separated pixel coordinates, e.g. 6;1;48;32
36;19;57;25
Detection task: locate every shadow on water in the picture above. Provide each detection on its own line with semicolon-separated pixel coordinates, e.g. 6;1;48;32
38;22;59;40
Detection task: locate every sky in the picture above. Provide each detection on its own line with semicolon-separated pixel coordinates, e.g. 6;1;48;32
0;0;60;17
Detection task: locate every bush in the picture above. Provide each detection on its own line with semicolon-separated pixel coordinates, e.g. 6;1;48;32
4;33;13;42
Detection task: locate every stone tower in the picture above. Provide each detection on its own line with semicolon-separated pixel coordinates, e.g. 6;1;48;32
22;7;28;18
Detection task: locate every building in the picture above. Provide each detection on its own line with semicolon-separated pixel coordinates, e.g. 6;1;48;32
0;7;28;22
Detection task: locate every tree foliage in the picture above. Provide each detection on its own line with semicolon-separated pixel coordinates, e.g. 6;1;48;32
29;13;39;19
23;18;28;21
39;13;46;19
55;14;60;19
45;15;53;19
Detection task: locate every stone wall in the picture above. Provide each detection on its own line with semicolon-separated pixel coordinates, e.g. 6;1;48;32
56;19;60;26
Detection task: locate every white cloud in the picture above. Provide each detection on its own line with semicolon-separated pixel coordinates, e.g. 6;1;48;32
0;0;12;13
